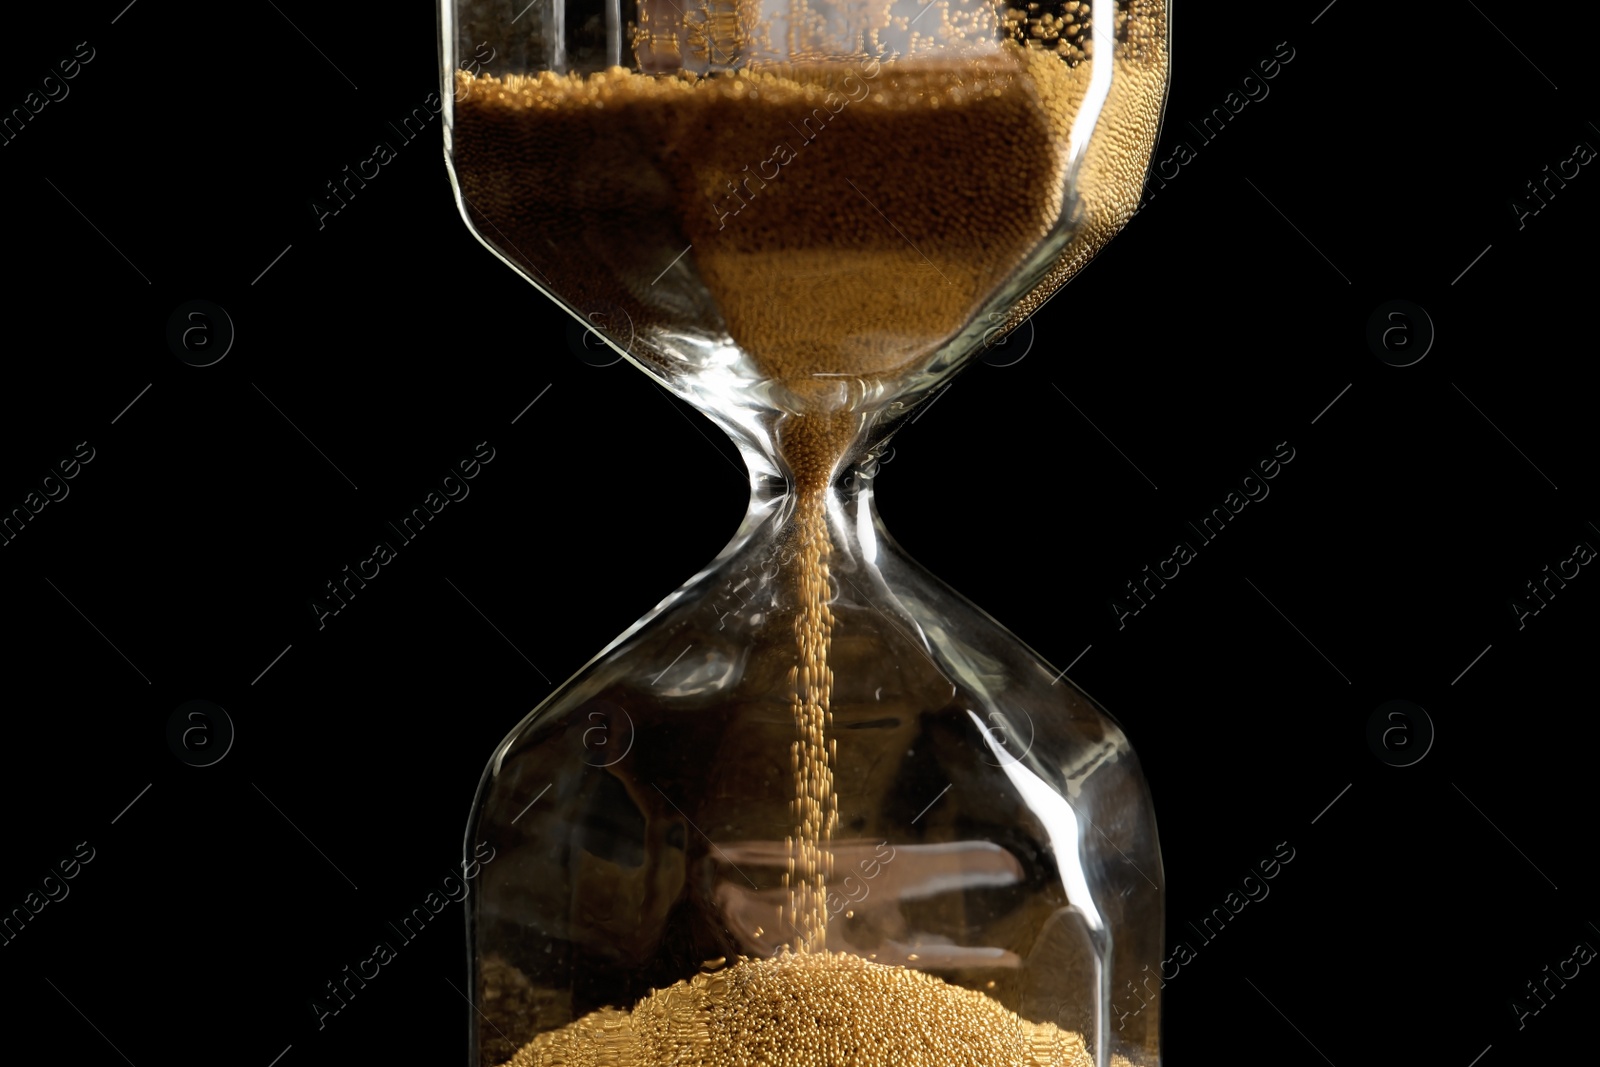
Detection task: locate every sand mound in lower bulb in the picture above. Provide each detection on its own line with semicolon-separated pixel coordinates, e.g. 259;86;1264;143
499;952;1125;1067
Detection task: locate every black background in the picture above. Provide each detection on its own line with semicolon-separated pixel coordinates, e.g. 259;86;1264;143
2;2;1596;1065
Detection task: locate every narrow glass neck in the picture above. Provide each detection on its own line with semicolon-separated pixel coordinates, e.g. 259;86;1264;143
738;432;893;571
685;383;934;595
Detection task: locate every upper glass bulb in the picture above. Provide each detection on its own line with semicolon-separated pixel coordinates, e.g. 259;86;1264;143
444;0;1168;438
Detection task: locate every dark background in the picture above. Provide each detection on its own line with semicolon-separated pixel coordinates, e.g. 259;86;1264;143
2;2;1595;1065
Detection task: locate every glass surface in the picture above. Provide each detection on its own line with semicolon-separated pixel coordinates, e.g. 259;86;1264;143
440;2;1170;1065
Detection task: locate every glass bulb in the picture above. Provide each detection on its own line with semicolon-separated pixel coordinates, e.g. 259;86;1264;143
439;3;1171;1065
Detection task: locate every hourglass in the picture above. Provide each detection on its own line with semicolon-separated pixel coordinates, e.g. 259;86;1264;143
441;1;1169;1064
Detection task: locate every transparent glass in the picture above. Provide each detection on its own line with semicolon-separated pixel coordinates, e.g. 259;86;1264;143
440;2;1170;1065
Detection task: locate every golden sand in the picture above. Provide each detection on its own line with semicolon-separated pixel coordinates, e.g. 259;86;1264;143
455;50;1061;386
784;481;839;950
499;952;1133;1067
451;5;1166;390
